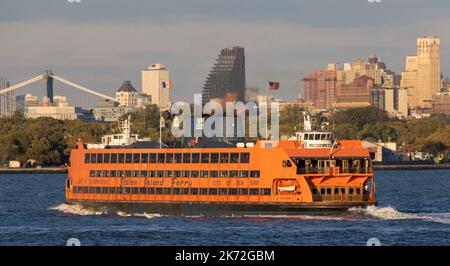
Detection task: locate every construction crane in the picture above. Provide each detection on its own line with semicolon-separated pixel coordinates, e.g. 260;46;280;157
0;71;117;103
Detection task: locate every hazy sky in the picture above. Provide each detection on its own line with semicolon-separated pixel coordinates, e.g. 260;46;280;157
1;0;449;107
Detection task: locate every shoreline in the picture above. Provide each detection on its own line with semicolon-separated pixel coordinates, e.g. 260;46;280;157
1;164;450;173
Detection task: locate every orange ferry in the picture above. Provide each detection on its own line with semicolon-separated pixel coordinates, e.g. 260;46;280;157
65;116;376;215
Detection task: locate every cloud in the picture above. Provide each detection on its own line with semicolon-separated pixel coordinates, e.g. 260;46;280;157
1;14;449;107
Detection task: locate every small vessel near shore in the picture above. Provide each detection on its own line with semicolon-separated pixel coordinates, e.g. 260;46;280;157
65;114;376;216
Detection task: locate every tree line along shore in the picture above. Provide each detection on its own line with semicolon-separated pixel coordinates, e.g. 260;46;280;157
0;106;449;167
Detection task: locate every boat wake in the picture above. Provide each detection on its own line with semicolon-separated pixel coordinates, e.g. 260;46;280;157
49;204;450;224
348;205;450;224
49;203;162;219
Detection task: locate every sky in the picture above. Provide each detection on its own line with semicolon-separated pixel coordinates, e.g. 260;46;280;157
1;0;449;108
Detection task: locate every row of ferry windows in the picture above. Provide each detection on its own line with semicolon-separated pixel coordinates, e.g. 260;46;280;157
312;187;362;195
73;186;271;196
84;152;250;164
89;170;261;178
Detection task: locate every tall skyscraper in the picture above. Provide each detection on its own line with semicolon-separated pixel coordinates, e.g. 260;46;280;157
141;64;170;110
416;36;441;108
401;36;440;109
202;46;246;103
0;78;15;117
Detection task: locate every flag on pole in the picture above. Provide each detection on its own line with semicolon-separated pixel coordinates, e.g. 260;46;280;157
162;81;173;88
268;81;280;90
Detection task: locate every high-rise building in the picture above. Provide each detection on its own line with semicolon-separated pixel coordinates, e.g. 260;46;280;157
302;70;337;110
0;78;15;117
416;36;441;108
333;75;374;110
202;46;246;103
141;64;170;110
401;37;440;109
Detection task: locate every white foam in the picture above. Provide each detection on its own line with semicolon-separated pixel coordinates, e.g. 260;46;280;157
349;205;450;224
49;203;162;219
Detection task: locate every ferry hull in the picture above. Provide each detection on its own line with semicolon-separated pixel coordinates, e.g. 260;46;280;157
65;200;376;216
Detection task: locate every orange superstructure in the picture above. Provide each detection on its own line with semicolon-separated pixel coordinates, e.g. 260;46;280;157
65;136;376;215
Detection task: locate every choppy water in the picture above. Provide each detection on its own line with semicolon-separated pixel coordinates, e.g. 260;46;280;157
0;170;449;245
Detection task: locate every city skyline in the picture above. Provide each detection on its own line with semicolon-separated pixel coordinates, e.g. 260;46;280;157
1;0;450;108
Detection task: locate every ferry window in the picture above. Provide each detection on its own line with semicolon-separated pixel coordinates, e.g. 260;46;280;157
349;188;354;195
210;153;219;163
210;171;218;178
228;188;237;195
89;187;95;194
249;188;259;195
262;188;271;195
89;170;95;177
165;170;173;178
304;133;309;140
118;153;125;163
149;153;156;163
230;153;239;163
312;188;318;194
190;188;199;195
133;170;139;177
191;170;199;178
96;171;102;177
110;170;117;177
334;188;339;195
315;134;320;140
229;170;238;178
149;170;156;177
201;153;209;163
96;187;101;194
219;188;228;195
139;188;146;194
164;188;172;195
84;154;90;163
141;153;148;163
327;188;332;195
341;188;346;195
125;153;132;163
166;153;173;163
321;134;327;140
192;153;200;163
174;171;181;178
173;188;181;195
181;188;189;195
157;153;165;163
240;170;249;178
174;153;182;163
133;153;140;164
200;170;209;178
125;170;132;177
102;170;109;177
90;153;97;164
118;170;124;177
240;153;250;163
220;153;229;163
155;188;163;195
111;153;117;163
104;153;110;163
148;188;155;194
200;188;208;195
141;170;147;177
356;188;361;195
250;171;260;178
182;153;191;163
219;171;228;178
239;188;248;195
182;170;190;178
320;188;326;195
209;188;218;195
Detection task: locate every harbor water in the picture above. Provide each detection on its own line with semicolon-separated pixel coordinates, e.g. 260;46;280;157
0;170;449;246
